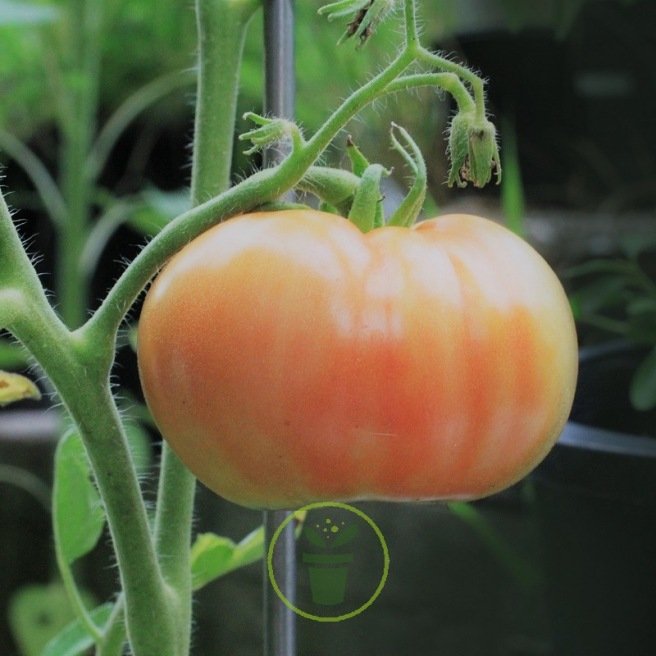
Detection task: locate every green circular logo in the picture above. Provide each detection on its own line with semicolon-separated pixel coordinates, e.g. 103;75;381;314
267;502;389;622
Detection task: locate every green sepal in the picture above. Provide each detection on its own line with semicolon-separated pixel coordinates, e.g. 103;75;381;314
297;166;360;216
387;123;427;228
239;112;304;156
348;163;389;232
346;135;371;177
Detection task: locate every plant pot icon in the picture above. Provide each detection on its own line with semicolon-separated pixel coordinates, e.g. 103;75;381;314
302;552;354;605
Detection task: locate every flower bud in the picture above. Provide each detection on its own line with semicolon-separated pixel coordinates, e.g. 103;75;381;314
447;111;501;188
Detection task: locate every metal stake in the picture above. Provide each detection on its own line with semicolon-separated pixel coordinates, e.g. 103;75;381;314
262;2;296;656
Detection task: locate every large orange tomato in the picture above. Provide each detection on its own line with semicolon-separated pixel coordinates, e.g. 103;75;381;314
138;210;577;509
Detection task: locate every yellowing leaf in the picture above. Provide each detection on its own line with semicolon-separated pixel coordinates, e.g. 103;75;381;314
0;370;41;406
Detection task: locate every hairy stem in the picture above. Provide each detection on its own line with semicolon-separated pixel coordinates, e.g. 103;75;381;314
1;189;175;655
191;0;261;202
151;2;262;652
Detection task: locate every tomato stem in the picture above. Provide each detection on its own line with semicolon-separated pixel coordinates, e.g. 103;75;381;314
191;0;261;202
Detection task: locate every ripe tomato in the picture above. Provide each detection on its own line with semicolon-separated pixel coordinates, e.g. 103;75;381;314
138;210;577;509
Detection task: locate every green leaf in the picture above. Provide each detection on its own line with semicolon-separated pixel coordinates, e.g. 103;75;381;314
8;583;97;656
0;0;59;25
569;276;628;317
565;258;632;278
630;347;656;411
191;527;265;591
128;188;190;237
619;234;656;260
53;431;106;564
42;603;114;656
0;337;29;369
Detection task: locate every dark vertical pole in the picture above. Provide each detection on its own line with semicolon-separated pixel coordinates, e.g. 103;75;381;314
262;2;296;656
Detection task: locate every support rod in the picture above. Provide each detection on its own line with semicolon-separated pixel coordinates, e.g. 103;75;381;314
262;2;297;656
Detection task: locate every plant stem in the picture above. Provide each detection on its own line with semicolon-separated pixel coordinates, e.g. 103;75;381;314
56;0;103;328
96;596;126;656
191;0;261;203
83;30;478;342
150;2;262;651
1;190;176;656
403;0;419;50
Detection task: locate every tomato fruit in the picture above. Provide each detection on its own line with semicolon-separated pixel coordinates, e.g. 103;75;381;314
138;210;577;509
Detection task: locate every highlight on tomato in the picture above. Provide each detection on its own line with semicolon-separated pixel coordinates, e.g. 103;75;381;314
137;210;578;509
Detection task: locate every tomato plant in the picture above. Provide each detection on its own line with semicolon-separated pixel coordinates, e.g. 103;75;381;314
138;210;577;509
0;0;577;652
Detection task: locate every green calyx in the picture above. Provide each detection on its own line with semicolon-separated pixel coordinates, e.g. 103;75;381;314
319;0;398;47
447;111;502;188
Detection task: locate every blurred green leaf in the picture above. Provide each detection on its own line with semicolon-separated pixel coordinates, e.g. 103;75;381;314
630;347;656;411
53;430;106;564
128;188;190;237
500;118;525;236
565;258;632;278
619;234;656;260
0;337;29;369
191;527;264;591
0;0;59;26
8;583;96;656
569;276;628;317
42;603;114;656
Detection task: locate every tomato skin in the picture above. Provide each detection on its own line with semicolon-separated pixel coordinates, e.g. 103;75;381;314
137;210;577;509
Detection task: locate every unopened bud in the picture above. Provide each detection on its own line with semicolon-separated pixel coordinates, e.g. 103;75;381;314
447;112;501;188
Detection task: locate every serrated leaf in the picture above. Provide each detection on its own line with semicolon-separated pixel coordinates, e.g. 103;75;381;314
42;603;114;656
0;370;40;406
8;583;97;656
630;347;656;411
0;0;59;25
191;527;265;591
53;431;106;564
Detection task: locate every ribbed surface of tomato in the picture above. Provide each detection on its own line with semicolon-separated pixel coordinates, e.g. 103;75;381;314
137;211;577;509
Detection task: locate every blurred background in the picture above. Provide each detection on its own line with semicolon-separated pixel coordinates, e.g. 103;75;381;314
1;1;655;655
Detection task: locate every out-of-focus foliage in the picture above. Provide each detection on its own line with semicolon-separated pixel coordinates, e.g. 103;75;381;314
0;0;195;136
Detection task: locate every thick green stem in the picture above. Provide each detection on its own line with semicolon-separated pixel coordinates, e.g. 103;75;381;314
14;315;177;655
1;191;175;655
56;0;104;328
191;0;261;203
150;2;262;652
